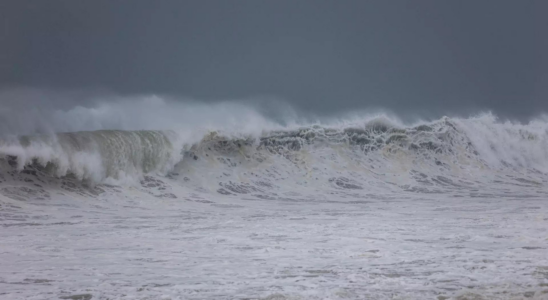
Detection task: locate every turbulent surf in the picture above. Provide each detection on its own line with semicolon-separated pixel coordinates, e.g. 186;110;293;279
1;114;547;190
1;111;548;299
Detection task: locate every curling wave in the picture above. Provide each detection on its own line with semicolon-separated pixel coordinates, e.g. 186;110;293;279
0;130;181;183
1;114;547;189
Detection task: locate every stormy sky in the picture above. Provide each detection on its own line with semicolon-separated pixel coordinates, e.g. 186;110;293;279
1;0;547;119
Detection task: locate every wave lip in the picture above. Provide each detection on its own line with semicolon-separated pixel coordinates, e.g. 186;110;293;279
0;130;179;183
1;114;547;185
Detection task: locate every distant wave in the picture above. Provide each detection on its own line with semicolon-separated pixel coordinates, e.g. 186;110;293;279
1;114;547;186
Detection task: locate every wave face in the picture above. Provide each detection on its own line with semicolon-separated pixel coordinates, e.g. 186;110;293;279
2;107;548;299
0;130;180;183
1;114;547;192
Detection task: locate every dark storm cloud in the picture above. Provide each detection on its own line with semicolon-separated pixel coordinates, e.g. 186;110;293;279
1;0;547;119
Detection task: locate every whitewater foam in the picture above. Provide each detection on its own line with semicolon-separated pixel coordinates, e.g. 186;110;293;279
1;97;548;299
1;112;546;187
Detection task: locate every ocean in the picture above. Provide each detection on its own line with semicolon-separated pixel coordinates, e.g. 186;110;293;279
1;110;547;299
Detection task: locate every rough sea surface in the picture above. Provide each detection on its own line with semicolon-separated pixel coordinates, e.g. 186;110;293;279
1;115;548;299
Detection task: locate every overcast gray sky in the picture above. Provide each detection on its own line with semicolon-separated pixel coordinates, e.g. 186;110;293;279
1;0;547;119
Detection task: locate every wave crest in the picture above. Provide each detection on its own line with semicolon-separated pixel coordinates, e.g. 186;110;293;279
0;130;180;183
1;114;547;185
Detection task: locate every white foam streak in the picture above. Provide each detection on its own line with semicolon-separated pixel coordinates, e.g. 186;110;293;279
454;113;548;171
0;138;105;183
1;95;547;185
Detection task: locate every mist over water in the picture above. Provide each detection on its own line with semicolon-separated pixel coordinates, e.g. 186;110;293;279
0;92;288;136
2;0;548;297
1;93;547;184
1;91;548;299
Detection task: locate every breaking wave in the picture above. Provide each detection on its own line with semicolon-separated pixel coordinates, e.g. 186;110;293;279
0;130;181;183
1;113;547;189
